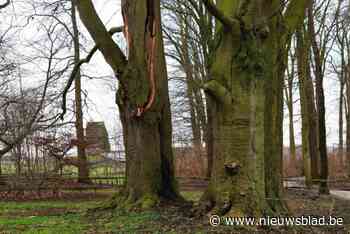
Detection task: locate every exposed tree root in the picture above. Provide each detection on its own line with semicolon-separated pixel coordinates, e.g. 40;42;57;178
193;188;289;219
87;188;185;215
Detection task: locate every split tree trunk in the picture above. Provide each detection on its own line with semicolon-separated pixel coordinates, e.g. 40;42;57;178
76;0;179;207
117;0;179;206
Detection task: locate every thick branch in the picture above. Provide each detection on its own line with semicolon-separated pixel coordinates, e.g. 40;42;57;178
0;0;10;9
60;26;123;120
204;80;232;105
201;0;239;32
76;0;127;73
284;0;310;33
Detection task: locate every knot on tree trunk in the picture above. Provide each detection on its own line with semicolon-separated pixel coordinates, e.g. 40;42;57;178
224;162;240;176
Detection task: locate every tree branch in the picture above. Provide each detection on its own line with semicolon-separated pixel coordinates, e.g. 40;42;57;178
284;0;310;33
201;0;239;32
0;0;10;9
204;80;232;105
76;0;127;73
60;26;123;120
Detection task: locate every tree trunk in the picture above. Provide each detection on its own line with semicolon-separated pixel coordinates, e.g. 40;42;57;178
205;95;214;178
197;0;308;216
180;20;202;148
297;29;312;187
15;145;22;175
296;27;319;185
308;6;329;194
198;12;265;215
263;13;289;212
346;62;350;177
71;0;89;183
284;53;296;165
76;0;180;207
116;0;179;206
287;87;296;163
294;6;320;186
339;77;344;162
339;38;345;165
305;66;320;182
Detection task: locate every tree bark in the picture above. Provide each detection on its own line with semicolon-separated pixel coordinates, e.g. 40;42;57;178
338;34;346;165
346;61;350;177
71;0;89;183
205;95;214;178
286;81;296;163
308;5;329;194
296;28;312;187
197;0;309;216
117;0;180;205
284;52;296;164
339;80;344;157
263;5;296;211
76;0;180;207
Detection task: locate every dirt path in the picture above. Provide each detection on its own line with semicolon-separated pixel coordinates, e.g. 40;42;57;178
330;190;350;200
180;177;350;201
285;176;350;200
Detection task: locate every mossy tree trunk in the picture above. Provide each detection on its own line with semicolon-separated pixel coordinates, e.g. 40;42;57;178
198;0;309;216
296;29;311;187
76;0;180;208
263;13;288;213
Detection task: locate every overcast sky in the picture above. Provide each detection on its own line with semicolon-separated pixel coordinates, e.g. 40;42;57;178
0;0;344;149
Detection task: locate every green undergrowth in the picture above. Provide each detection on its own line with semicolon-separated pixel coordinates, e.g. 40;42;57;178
0;191;203;234
0;190;348;233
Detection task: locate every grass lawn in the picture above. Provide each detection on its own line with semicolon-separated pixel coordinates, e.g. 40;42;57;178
0;190;349;233
0;200;98;234
0;191;203;234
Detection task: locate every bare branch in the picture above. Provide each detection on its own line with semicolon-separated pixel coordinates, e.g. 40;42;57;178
201;0;239;32
0;0;10;9
76;0;127;73
60;26;123;120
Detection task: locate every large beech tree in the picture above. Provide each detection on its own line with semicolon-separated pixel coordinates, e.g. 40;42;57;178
73;0;180;207
197;0;309;216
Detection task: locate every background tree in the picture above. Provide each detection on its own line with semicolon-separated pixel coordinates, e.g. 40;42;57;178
284;48;297;166
162;0;215;177
71;0;89;183
307;0;340;194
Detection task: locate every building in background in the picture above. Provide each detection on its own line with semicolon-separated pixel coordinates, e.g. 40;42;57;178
85;122;111;155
